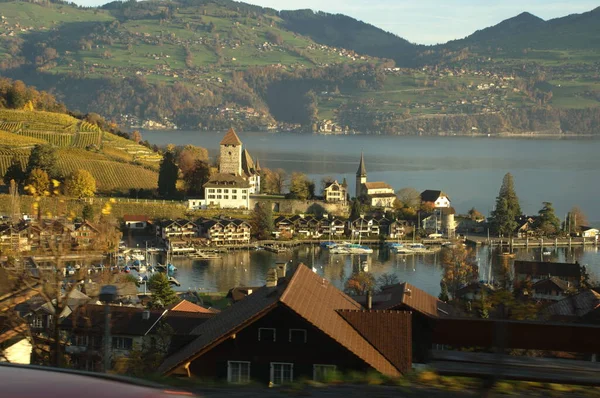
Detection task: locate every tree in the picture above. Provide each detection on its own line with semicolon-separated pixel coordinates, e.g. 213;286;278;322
440;245;478;299
63;169;96;198
535;202;561;236
490;173;521;237
420;202;435;213
26;145;59;179
82;204;94;221
263;168;286;194
251;202;274;240
320;176;335;194
349;199;363;221
3;156;26;186
131;130;142;144
288;172;310;199
25;168;49;196
377;273;399;290
467;207;485;221
566;206;589;235
178;145;209;176
439;281;450;302
344;272;376;296
396;187;421;209
183;159;211;196
157;150;178;198
148;273;179;309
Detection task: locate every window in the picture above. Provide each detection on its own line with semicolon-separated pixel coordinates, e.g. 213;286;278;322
270;362;293;385
289;329;307;343
217;189;222;193
217;195;222;199
208;189;215;193
112;337;133;350
231;189;237;194
313;365;336;381
227;361;250;383
242;190;247;194
31;315;44;328
224;195;229;200
224;189;229;193
232;196;237;200
75;335;89;347
258;328;276;342
242;196;247;200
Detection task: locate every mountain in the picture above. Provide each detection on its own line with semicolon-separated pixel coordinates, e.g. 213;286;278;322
279;9;419;67
0;0;599;136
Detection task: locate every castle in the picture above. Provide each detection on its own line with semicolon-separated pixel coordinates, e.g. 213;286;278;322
203;128;261;209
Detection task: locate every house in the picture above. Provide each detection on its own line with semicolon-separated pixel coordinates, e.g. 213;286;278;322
158;264;412;382
196;218;251;245
203;128;259;209
515;216;536;237
63;302;215;372
455;282;495;301
123;215;150;230
289;214;320;237
0;224;28;252
155;220;197;242
420;190;451;208
353;282;457;362
355;153;396;209
531;277;570;301
273;216;294;238
71;221;99;249
514;260;581;287
323;180;348;204
318;215;345;238
348;216;377;237
542;290;600;324
581;227;599;238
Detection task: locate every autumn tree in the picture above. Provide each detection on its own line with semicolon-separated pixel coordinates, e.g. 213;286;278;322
131;130;143;144
467;207;485;221
63;169;96;198
262;168;286;194
3;156;26;186
148;273;179;309
490;173;521;237
440;245;478;299
251;202;274;240
534;202;561;236
25;168;49;196
565;206;589;234
288;172;311;199
26;144;60;179
344;272;376;296
396;187;421;209
157;150;178;198
320;176;335;194
177;145;209;176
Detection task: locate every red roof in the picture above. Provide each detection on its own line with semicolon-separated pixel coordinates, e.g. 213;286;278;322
170;300;214;314
220;128;242;146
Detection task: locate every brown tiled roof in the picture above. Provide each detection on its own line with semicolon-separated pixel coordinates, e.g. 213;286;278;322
543;290;600;319
364;182;393;190
241;149;256;176
170;299;214;314
220;128;242;146
226;286;261;302
374;283;455;318
515;261;581;279
532;277;570;292
203;173;250;188
338;310;412;374
159;265;402;376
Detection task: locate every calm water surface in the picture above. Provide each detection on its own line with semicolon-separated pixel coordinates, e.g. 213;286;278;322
142;130;600;223
155;245;600;297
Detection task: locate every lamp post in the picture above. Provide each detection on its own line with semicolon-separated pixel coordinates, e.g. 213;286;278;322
100;285;117;373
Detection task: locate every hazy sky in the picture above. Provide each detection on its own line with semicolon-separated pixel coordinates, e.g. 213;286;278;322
71;0;598;44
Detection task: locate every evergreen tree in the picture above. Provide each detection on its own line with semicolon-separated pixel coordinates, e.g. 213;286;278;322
490;173;521;237
535;202;561;236
3;156;26;186
26;145;60;180
439;281;449;302
82;204;94;221
157;150;178;198
148;273;179;309
349;199;363;221
183;159;211;196
251;202;274;240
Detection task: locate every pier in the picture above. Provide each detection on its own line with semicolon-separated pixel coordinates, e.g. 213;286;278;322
465;235;599;248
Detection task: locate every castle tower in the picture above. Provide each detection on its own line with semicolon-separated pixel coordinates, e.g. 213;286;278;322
356;152;367;198
219;128;243;175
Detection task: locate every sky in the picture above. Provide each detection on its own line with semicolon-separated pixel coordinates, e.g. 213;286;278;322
70;0;598;44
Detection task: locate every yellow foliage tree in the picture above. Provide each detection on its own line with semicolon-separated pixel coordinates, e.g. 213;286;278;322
23;100;34;111
63;169;96;198
25;168;49;197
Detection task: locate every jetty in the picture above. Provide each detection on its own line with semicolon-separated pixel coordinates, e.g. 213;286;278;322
465;235;598;248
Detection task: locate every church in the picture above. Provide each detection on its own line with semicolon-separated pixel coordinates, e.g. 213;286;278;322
204;128;261;209
355;153;397;209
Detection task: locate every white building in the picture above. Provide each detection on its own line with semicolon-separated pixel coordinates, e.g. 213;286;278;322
420;190;451;208
203;128;260;209
355;153;396;209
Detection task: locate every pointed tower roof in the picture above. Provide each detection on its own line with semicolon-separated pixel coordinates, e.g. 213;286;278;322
220;128;242;146
255;158;261;172
356;152;367;177
241;149;255;176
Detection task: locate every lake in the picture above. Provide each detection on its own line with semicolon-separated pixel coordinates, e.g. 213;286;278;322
141;130;600;224
143;244;600;297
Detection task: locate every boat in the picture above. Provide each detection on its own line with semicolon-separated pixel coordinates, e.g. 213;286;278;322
542;249;552;256
263;244;288;253
130;250;145;261
320;241;337;249
190;250;221;259
408;243;428;252
500;252;516;258
392;246;415;255
168;276;181;286
329;242;373;254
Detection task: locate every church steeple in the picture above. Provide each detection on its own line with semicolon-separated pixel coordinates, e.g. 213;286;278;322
356;152;367;177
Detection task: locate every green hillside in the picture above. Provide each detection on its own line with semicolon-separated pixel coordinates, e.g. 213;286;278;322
0;108;160;192
0;0;599;135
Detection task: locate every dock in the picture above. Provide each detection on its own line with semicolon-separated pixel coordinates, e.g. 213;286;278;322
465;236;599;248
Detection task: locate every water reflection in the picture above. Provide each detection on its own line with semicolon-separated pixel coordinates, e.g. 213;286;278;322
167;245;600;297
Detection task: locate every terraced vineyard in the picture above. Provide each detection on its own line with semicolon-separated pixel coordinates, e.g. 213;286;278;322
0;147;30;173
0;130;45;147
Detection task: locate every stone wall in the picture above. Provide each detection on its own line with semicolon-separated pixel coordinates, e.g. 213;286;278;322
250;197;348;217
